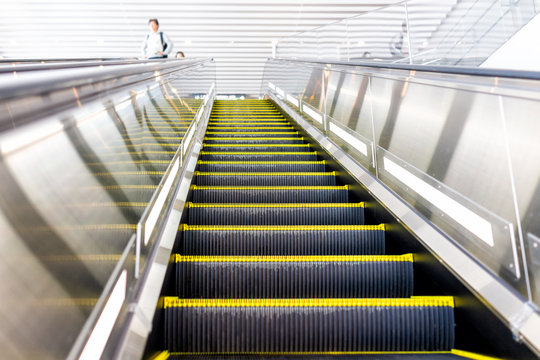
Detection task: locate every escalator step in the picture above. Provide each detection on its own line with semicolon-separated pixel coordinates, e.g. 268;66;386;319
164;297;455;352
202;144;313;152
207;122;289;126
204;137;305;144
174;254;413;298
193;172;337;186
199;152;319;162
207;127;295;132
186;202;364;225
177;224;384;255
160;351;484;359
197;161;326;173
205;132;299;138
190;185;348;203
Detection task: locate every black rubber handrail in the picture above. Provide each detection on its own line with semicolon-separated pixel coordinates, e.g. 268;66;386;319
0;58;180;73
272;57;540;81
0;57;213;100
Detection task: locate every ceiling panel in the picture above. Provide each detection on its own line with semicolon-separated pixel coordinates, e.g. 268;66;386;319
1;0;456;95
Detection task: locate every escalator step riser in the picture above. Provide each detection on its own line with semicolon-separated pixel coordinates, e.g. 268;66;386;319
205;133;299;138
174;258;413;298
202;145;312;152
191;189;348;203
178;229;384;255
197;164;326;172
206;125;298;131
164;301;454;352
194;174;336;186
187;205;364;225
204;139;305;144
200;154;318;161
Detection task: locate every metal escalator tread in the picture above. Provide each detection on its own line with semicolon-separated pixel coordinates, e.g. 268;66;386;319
185;202;364;225
193;171;337;186
199;151;319;161
159;99;456;356
190;185;349;203
177;224;384;255
164;297;455;352
174;254;413;298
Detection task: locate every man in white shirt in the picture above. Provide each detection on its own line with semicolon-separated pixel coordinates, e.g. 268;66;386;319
141;18;174;59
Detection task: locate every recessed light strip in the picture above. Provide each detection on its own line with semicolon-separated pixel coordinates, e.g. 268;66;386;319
383;156;494;247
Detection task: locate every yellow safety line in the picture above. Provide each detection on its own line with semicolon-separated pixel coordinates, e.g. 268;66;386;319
66;202;148;208
203;144;311;147
92;171;164;176
120;130;186;135
163;297;455;308
200;151;317;155
193;171;335;176
98;150;176;155
149;350;170;360
55;224;138;231
204;137;302;141
450;349;505;360
36;298;98;307
197;160;324;164
86;160;170;165
190;185;348;190
207;126;294;129
181;223;382;231
42;254;123;262
78;185;158;190
208;122;290;125
186;202;363;208
175;254;413;263
110;136;183;141
167;351;496;356
205;132;298;135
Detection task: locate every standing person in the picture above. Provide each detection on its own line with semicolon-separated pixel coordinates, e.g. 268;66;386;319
389;21;409;57
141;18;173;59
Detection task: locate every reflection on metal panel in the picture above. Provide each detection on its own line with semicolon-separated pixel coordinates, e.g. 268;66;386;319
0;62;215;357
264;57;540;305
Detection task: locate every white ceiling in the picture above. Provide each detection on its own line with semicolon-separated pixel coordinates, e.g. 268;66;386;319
1;0;455;95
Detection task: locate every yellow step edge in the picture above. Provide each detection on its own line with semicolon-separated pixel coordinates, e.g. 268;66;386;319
104;144;181;149
450;349;505;360
186;202;362;208
86;160;171;165
163;296;455;308
181;223;382;231
205;132;298;135
193;171;336;176
92;171;164;176
110;136;182;140
66;202;148;207
208;122;290;125
98;150;176;155
78;185;158;190
190;185;348;190
55;224;138;231
197;160;324;164
203;144;311;147
204;137;301;141
120;130;186;134
175;254;413;263
207;126;293;129
42;254;123;262
200;151;317;155
164;351;502;359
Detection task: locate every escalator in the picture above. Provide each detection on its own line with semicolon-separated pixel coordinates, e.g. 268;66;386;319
145;99;499;359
